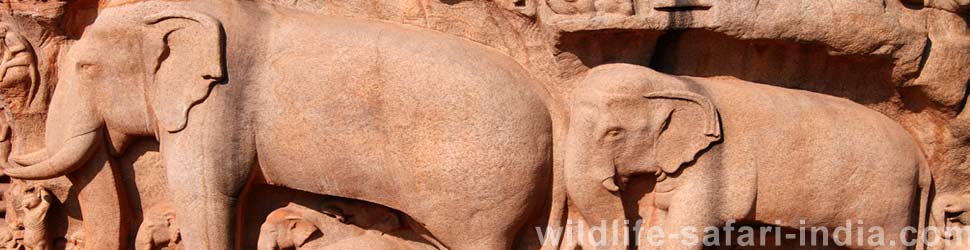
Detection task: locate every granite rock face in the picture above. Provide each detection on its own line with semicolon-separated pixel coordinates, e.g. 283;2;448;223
0;0;965;249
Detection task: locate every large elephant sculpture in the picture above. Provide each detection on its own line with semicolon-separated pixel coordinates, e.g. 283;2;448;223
563;64;932;250
1;1;556;249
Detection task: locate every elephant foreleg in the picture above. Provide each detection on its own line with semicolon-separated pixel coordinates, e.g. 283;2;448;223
657;212;710;250
652;190;718;250
160;129;255;250
67;144;128;250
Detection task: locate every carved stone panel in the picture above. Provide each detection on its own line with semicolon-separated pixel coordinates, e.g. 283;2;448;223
0;0;967;250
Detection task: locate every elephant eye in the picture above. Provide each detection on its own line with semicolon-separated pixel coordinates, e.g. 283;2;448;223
77;62;99;74
605;128;623;138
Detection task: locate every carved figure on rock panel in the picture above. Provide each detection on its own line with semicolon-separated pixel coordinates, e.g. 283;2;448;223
2;1;555;250
563;64;933;250
2;183;51;250
0;24;44;113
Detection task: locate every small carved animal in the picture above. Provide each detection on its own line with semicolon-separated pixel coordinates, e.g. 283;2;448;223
135;209;180;250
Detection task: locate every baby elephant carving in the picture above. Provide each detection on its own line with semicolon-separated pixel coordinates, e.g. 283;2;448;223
929;193;970;250
258;201;414;250
135;209;180;250
257;207;322;250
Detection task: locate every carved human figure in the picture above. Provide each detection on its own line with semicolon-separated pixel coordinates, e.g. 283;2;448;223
563;64;932;250
0;103;12;170
135;209;180;250
2;1;555;250
19;184;50;250
0;24;43;113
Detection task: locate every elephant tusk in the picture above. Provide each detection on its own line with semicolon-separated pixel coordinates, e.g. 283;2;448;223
656;171;668;182
4;130;99;180
10;148;48;166
601;177;620;192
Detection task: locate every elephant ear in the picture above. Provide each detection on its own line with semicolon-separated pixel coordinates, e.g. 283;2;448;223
142;10;226;133
284;218;320;247
644;90;722;174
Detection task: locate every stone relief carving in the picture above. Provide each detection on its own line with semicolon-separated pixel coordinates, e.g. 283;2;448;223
0;24;41;113
0;0;968;249
3;183;53;250
4;1;553;249
134;205;179;250
564;64;933;250
256;198;437;250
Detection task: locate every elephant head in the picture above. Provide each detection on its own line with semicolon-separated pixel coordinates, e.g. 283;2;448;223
258;206;324;250
563;64;721;233
3;6;225;180
929;194;970;249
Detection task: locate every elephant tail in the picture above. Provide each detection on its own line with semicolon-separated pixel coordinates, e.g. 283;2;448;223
538;154;567;250
916;155;932;250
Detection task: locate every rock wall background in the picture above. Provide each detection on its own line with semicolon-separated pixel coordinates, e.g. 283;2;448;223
0;0;966;249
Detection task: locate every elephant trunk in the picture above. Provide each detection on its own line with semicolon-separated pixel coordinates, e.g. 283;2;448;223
563;145;629;249
4;129;101;179
4;75;104;180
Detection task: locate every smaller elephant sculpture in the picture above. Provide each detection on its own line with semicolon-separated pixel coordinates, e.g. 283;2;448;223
563;64;932;250
258;200;415;250
928;193;970;250
258;205;324;250
135;207;180;250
